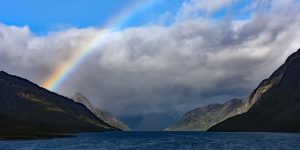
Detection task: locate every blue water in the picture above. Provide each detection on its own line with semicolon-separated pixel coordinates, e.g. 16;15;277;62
1;132;300;150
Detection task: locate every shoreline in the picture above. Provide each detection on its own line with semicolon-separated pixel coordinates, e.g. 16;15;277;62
0;134;76;141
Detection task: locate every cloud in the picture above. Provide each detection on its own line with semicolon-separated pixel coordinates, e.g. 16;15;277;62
177;0;236;19
0;0;300;115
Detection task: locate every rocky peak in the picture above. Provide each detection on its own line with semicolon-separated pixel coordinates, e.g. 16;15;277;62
71;92;131;131
71;92;94;110
72;92;88;101
165;99;244;131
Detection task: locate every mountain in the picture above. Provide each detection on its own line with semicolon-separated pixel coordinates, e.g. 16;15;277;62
0;71;117;139
165;99;247;131
71;92;131;131
119;112;182;131
209;48;300;132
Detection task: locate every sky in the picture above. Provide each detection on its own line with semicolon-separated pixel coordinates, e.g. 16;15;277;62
0;0;300;115
0;0;183;33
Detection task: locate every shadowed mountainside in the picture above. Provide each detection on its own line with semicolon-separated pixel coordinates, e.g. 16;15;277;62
0;71;117;139
209;48;300;132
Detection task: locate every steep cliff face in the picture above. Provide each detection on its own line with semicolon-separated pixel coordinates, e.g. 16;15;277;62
0;71;116;139
71;93;131;131
168;49;300;132
165;99;245;131
210;49;300;132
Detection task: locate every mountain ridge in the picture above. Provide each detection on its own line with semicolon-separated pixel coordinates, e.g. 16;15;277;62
71;92;131;131
0;71;117;139
165;99;246;131
209;48;300;132
167;48;300;132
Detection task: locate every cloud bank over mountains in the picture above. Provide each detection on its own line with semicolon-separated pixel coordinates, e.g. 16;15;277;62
0;0;299;115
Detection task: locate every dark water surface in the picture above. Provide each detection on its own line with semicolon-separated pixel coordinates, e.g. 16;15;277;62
1;131;300;150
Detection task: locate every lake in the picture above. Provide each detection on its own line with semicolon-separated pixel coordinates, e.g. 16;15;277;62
1;131;300;150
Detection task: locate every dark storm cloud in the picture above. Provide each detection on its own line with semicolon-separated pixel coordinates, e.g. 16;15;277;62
0;0;300;115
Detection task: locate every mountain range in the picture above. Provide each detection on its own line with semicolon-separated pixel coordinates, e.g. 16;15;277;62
0;71;117;139
168;48;300;133
71;92;131;131
2;48;300;137
209;48;300;132
165;99;246;131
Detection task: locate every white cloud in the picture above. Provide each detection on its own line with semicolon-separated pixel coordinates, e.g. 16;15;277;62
177;0;236;19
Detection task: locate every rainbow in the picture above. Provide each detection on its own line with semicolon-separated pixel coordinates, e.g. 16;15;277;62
42;0;155;91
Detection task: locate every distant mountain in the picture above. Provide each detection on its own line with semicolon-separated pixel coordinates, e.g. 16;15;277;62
0;71;117;139
71;92;131;131
119;112;182;131
209;48;300;132
165;99;247;131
